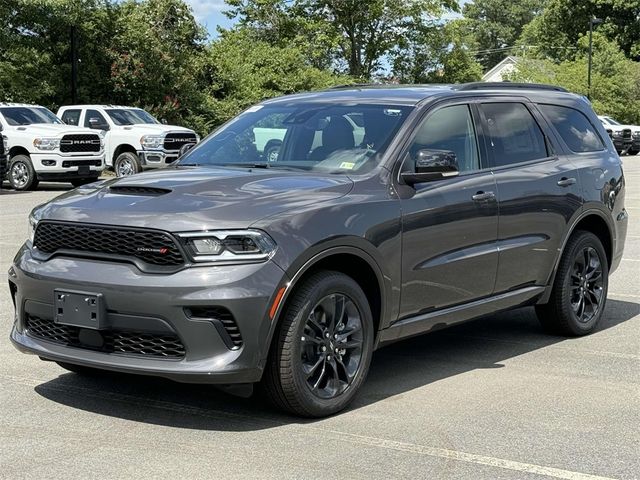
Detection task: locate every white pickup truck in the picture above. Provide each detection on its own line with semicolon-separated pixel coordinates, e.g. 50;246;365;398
0;103;105;190
598;115;640;155
57;105;199;176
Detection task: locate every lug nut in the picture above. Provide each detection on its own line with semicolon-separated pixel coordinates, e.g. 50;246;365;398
321;346;326;352
327;355;331;361
325;332;330;338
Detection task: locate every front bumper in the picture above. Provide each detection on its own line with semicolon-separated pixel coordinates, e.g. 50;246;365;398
9;246;289;384
137;150;180;169
31;152;105;177
612;138;633;152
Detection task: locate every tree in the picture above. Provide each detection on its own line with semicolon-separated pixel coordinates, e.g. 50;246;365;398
391;20;482;83
462;0;544;70
226;0;458;79
518;0;640;62
506;34;640;124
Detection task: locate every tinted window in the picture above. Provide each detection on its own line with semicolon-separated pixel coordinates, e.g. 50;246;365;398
0;107;61;126
409;104;480;172
61;109;81;126
180;103;410;173
84;109;108;128
480;103;548;167
540;105;605;153
105;108;158;125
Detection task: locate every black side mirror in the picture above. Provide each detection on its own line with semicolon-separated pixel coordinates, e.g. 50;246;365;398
88;117;109;131
161;118;168;125
178;143;194;158
401;149;459;186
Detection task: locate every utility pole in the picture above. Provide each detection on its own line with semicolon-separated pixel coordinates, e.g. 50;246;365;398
587;17;603;101
71;25;78;104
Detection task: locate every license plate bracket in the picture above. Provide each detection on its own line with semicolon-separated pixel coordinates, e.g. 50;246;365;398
78;165;90;176
54;290;105;330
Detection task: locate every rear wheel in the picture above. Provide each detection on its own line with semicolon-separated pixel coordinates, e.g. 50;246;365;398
536;230;608;336
263;271;374;417
115;152;141;177
9;155;38;190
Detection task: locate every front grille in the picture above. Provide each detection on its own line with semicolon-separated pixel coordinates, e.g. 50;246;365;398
60;134;101;153
34;221;184;266
61;159;103;168
622;129;632;139
633;132;640;139
163;133;197;151
26;314;186;358
186;306;243;349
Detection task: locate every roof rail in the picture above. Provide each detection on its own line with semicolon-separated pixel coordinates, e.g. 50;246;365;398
328;83;378;89
455;82;568;93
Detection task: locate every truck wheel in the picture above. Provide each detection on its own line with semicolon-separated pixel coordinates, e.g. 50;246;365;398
115;152;141;177
628;148;639;155
264;143;281;162
535;230;608;336
263;271;374;417
9;155;39;191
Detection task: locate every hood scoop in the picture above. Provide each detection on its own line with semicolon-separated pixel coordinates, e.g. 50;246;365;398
108;185;172;196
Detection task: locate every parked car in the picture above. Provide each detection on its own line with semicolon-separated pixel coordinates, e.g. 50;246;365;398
10;83;627;417
0;103;105;190
0;132;7;187
598;115;640;155
57;105;199;176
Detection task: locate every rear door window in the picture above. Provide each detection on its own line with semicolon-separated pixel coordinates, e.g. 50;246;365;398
479;103;549;167
539;104;605;153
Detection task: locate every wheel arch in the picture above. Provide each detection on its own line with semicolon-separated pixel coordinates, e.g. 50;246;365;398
8;146;31;159
540;209;613;304
112;144;137;164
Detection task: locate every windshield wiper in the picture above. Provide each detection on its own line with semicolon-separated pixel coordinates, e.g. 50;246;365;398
221;162;271;169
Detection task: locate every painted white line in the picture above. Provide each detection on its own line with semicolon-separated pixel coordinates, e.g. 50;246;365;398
621;258;640;262
323;430;618;480
609;292;640;299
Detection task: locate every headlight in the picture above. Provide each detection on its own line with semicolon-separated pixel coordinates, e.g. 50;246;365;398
177;230;277;263
28;213;38;242
33;137;61;150
140;135;164;149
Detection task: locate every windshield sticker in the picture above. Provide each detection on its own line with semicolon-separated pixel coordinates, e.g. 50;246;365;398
339;162;356;169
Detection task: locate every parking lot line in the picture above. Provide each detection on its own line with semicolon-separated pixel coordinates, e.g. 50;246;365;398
322;430;618;480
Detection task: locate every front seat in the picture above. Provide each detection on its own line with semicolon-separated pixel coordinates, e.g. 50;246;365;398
308;116;355;161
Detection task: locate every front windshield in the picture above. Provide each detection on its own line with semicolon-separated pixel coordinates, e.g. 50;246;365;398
0;107;62;126
179;103;412;173
604;117;621;125
105;108;159;125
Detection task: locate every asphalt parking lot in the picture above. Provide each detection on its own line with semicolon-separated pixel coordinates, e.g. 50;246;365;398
0;164;638;480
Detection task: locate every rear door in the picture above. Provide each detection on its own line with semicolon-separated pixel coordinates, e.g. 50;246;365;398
478;100;582;293
398;101;499;318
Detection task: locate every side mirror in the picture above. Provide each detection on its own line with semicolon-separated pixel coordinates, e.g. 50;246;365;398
88;117;109;131
161;118;168;125
401;149;459;186
178;143;194;158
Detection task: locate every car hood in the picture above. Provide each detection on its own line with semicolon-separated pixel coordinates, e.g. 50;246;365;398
36;166;354;231
117;124;195;135
605;124;640;132
8;124;98;137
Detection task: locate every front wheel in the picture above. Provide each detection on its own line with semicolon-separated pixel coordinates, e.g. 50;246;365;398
9;155;38;190
114;152;141;177
536;230;608;336
263;271;374;417
628;148;639;156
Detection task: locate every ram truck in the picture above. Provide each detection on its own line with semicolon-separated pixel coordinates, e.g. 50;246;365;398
599;115;640;155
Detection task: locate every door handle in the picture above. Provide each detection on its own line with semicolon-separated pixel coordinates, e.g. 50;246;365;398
472;191;496;202
557;177;577;187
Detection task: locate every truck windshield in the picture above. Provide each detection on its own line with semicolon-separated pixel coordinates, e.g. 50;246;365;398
0;107;62;126
106;108;159;125
179;103;411;173
604;117;621;125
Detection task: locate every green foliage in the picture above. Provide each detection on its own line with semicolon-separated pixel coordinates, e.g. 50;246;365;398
519;0;640;61
462;0;544;69
506;34;640;124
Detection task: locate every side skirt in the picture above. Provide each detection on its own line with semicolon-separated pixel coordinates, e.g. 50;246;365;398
377;286;545;347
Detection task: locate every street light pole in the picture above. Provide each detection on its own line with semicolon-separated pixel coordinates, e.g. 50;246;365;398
71;25;78;104
587;17;603;101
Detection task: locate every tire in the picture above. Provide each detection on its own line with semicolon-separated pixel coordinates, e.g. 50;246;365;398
114;152;141;177
264;143;281;162
536;230;608;336
71;177;98;188
56;361;103;376
628;148;639;156
8;155;38;191
263;271;374;417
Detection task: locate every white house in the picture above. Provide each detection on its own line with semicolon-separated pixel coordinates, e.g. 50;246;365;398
482;56;520;82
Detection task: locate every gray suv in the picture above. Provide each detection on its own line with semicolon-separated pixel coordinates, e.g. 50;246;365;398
9;83;628;417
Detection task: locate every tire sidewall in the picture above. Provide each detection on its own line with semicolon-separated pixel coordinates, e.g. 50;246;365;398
9;155;36;190
115;152;140;177
559;232;609;334
285;274;374;416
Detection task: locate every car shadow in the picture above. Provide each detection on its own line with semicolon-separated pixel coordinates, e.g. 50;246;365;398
34;299;639;431
0;182;74;194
